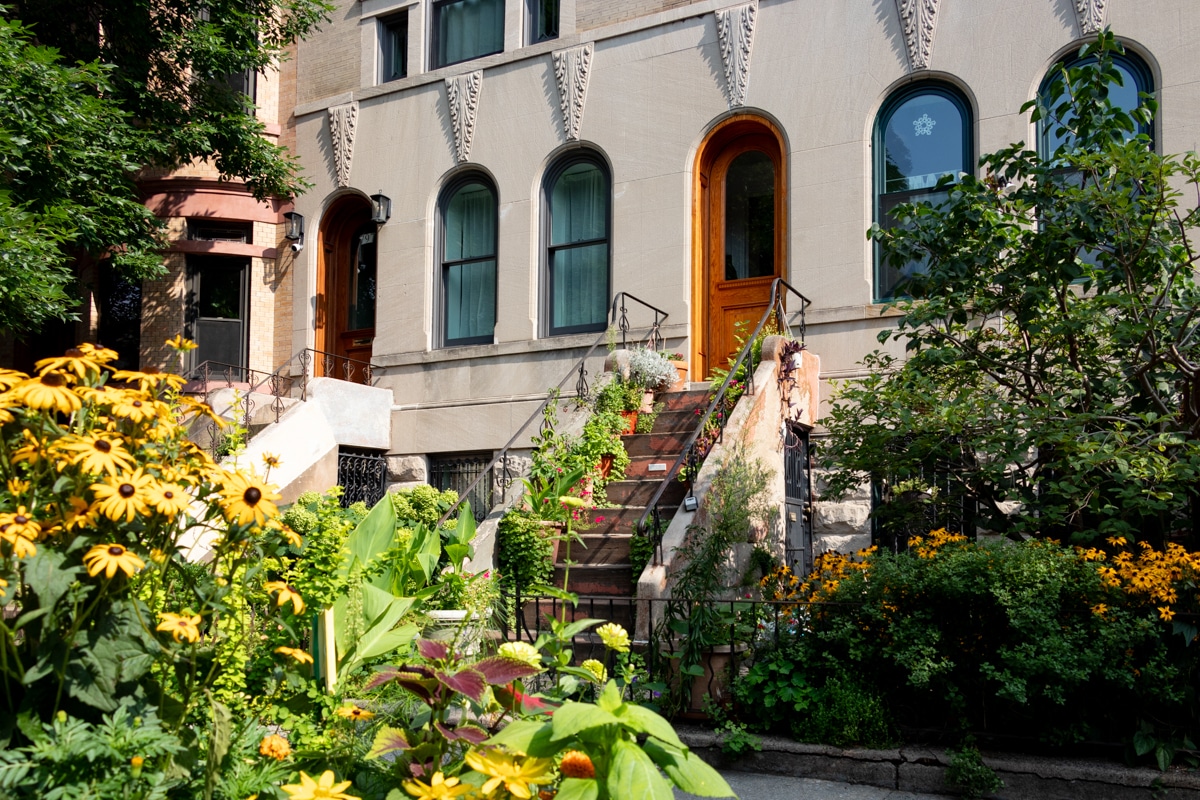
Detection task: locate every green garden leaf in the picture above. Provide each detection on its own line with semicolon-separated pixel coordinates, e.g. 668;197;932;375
555;778;599;800
616;703;685;750
643;738;735;797
368;726;411;758
551;702;621;741
485;719;560;757
607;738;673;800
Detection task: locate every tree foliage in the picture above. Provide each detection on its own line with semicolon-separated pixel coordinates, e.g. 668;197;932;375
0;1;330;334
824;33;1200;544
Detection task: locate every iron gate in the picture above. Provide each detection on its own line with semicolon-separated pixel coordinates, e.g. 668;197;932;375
783;421;814;574
337;447;388;508
429;452;495;523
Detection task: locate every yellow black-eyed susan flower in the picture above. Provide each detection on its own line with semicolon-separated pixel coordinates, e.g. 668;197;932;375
57;434;136;476
35;348;102;380
91;470;155;522
0;368;28;391
0;507;41;541
275;646;314;665
145;482;191;519
83;543;145;579
12;373;81;415
335;704;375;721
280;771;358;800
264;581;306;615
220;472;280;527
156;611;203;643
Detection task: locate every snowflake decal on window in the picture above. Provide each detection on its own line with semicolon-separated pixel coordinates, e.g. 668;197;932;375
913;113;936;136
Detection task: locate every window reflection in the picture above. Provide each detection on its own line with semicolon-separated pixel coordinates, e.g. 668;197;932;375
724;150;775;281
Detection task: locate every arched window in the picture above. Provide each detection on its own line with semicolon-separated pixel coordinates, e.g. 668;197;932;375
438;174;497;347
1037;48;1154;157
873;83;973;301
543;152;611;336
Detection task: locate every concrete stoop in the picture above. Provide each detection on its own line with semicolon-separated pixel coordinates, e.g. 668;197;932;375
676;726;1200;800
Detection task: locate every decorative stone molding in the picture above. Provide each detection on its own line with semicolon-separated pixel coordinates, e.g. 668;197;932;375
895;0;940;71
552;42;594;141
445;70;483;163
1075;0;1107;34
328;101;358;188
715;1;757;108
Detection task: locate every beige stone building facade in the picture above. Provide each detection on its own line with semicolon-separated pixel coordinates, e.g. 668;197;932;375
279;0;1197;538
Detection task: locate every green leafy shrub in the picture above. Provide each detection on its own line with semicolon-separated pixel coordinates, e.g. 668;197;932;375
733;643;813;733
799;676;894;748
946;742;1003;800
496;509;553;595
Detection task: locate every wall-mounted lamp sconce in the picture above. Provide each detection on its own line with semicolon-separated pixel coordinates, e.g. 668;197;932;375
283;211;305;252
370;191;392;225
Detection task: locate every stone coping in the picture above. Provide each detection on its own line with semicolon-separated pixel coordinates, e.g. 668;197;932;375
675;725;1200;800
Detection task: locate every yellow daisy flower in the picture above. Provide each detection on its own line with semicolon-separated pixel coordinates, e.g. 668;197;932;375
275;646;314;665
0;368;28;391
112;369;186;393
12;373;81;415
75;343;119;363
145;482;191;519
6;478;29;495
281;525;302;548
35;348;102;380
280;771;358;800
91;470;155;522
0;530;36;559
220;472;281;527
464;749;556;800
0;507;41;541
109;391;165;424
401;772;475;800
0;395;16;425
156;611;203;643
264;581;306;615
497;641;542;668
335;704;375;721
165;335;199;352
56;434;136;476
262;452;283;470
83;543;146;579
259;734;291;760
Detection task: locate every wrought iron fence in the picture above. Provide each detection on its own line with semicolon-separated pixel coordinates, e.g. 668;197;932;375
183;360;297;457
870;434;978;552
430;453;496;523
495;590;829;716
337;447;389;508
635;278;812;566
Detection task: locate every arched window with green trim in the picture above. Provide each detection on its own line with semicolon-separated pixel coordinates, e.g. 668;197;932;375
438;174;498;347
1037;48;1154;158
543;151;611;336
873;83;973;302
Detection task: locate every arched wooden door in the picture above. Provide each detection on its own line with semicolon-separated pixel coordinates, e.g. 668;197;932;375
316;196;376;372
693;116;786;378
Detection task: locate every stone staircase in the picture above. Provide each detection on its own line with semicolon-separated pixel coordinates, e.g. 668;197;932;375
542;388;710;629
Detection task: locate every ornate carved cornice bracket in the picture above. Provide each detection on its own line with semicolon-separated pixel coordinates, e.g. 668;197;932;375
715;0;757;108
328;101;359;188
446;71;484;163
1075;0;1108;35
895;0;940;72
553;42;594;141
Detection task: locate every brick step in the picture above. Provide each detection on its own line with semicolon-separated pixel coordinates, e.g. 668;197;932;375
605;478;689;507
554;564;633;596
624;455;683;479
652;408;705;433
580;506;645;534
623;430;691;457
656;388;711;412
570;532;632;565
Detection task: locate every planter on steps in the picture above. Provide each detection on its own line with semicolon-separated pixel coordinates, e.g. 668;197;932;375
425;609;490;655
619;410;638;434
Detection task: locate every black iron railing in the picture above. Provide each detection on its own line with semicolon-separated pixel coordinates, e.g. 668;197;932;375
635;278;812;564
298;348;375;393
184;361;299;457
434;292;670;528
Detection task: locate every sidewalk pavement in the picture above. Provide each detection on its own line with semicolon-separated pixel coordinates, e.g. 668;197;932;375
677;770;947;800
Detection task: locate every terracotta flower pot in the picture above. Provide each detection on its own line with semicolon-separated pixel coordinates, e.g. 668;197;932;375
671;361;689;390
598;453;614;478
619;410;638;435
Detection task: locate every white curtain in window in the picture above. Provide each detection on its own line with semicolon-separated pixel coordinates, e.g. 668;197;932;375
550;164;607;330
437;0;504;66
444;183;496;341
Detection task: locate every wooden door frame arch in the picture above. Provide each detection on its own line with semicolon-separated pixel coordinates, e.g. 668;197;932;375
316;192;375;373
691;113;788;379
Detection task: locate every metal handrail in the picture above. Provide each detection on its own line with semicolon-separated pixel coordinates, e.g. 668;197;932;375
298;348;376;395
635;278;812;564
434;291;669;528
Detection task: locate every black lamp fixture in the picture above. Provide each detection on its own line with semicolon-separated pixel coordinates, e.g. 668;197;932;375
370;191;392;224
283;211;305;243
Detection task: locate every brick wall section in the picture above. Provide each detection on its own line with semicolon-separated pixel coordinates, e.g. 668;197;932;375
576;0;702;31
140;243;188;371
296;2;361;106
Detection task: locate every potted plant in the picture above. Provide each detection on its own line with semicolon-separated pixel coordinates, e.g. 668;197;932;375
628;347;677;397
664;350;689;389
595;374;644;434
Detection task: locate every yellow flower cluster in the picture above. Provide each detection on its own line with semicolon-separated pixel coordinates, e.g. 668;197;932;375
907;528;968;559
1088;540;1200;623
760;547;876;604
